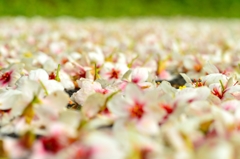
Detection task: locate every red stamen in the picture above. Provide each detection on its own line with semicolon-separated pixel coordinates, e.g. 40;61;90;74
130;101;145;119
107;68;120;79
0;71;12;85
212;87;223;99
49;72;56;80
161;104;173;114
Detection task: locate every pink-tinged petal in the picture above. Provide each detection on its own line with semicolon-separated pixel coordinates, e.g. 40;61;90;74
230;92;240;100
30;141;49;159
221;100;240;112
131;67;148;83
4;138;29;159
117;80;128;90
158;70;172;80
71;145;93;159
225;85;240;99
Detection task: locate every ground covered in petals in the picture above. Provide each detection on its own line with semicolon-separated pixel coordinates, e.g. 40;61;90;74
1;17;240;159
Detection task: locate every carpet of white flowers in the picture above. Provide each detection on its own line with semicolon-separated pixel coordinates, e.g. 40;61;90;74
1;17;240;159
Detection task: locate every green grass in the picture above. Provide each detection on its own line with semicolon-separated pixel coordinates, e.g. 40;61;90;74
1;0;240;18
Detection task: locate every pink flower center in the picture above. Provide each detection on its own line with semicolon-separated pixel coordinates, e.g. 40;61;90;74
159;103;175;125
132;77;140;83
100;107;110;115
41;136;62;154
76;69;86;79
130;101;145;119
48;72;56;80
107;68;120;79
74;146;92;159
0;71;12;85
161;104;173;114
96;88;109;94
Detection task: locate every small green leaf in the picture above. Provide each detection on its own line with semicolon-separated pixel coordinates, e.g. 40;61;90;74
93;63;100;80
219;80;225;92
55;64;61;82
39;80;49;96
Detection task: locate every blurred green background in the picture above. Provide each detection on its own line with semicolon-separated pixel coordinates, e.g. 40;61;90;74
0;0;240;18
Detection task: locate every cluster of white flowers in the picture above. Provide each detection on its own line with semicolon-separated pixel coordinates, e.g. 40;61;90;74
1;17;240;159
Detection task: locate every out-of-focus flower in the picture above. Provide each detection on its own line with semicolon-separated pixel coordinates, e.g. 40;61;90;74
0;63;23;88
67;132;125;159
108;83;161;134
100;62;128;81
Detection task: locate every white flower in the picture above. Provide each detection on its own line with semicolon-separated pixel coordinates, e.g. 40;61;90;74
0;63;23;87
28;69;64;94
201;73;228;86
71;78;102;105
130;67;149;83
108;83;161;134
100;62;128;81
